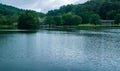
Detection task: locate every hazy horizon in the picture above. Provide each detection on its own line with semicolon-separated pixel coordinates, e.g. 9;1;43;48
0;0;88;13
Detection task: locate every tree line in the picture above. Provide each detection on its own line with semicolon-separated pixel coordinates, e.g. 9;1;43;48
0;3;45;28
46;0;120;25
0;0;120;29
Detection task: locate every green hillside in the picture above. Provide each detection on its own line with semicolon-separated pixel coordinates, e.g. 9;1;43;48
0;0;120;29
0;3;45;26
47;0;120;24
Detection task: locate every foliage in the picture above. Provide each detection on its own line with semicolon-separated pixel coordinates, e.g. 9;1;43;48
45;16;55;26
89;14;101;25
18;11;40;29
0;15;12;25
53;16;63;25
47;0;120;24
45;13;82;26
0;3;23;16
99;1;120;19
0;0;120;29
115;14;120;24
62;13;82;25
47;4;74;16
0;3;45;27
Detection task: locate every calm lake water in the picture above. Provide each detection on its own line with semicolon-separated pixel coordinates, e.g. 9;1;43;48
0;28;120;71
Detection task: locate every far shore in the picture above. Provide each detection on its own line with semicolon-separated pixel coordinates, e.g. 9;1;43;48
0;24;120;30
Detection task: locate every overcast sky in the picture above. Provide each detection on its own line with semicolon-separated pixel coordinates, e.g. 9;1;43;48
0;0;88;13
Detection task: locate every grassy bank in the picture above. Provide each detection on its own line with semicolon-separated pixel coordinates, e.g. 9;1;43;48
78;24;120;27
53;24;120;29
0;24;120;30
0;25;17;29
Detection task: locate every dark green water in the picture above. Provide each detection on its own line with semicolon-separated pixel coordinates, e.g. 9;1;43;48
0;28;120;71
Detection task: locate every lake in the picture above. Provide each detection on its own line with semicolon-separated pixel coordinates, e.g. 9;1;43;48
0;28;120;71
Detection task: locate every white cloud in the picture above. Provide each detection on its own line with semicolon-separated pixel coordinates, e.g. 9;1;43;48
0;0;88;13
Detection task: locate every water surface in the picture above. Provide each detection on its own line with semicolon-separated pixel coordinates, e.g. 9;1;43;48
0;28;120;71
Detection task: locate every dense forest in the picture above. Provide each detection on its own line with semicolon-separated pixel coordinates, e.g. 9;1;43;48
0;3;45;29
0;0;120;29
46;0;120;25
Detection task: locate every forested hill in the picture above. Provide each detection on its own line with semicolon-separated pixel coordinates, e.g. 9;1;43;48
47;0;120;23
0;3;24;16
0;0;120;29
0;3;45;17
0;3;45;26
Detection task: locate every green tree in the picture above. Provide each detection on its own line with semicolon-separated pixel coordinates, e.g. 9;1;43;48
0;15;12;25
47;10;59;16
73;5;93;24
53;16;63;26
106;10;116;19
18;11;39;29
71;15;82;25
59;4;74;13
89;14;101;25
99;1;120;19
45;16;55;27
62;13;82;25
115;14;120;24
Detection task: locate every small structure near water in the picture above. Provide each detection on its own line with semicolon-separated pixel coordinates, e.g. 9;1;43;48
40;20;45;24
101;20;115;24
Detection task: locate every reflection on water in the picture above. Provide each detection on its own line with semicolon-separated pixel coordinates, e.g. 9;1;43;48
0;28;120;71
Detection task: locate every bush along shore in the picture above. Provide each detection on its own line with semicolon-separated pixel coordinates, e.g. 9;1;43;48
0;0;120;30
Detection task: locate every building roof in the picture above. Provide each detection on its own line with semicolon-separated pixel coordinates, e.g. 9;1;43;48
101;20;115;22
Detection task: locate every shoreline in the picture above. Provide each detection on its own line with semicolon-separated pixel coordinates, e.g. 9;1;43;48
0;24;120;30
